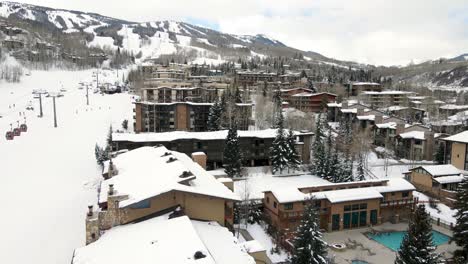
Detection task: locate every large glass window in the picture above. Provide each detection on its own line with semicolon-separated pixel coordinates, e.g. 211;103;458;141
343;213;351;229
284;203;294;210
359;211;367;226
351;212;359;228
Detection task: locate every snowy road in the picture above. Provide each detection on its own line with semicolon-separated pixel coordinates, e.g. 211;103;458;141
0;70;133;264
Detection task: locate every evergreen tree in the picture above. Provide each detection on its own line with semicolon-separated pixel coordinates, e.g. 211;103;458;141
323;130;334;182
452;176;468;262
94;143;106;166
223;122;242;178
310;115;327;179
270;112;289;174
207;101;223;131
121;119;128;130
395;204;441;264
290;198;328;264
435;143;445;165
106;125;113;146
356;154;366;181
286;130;301;172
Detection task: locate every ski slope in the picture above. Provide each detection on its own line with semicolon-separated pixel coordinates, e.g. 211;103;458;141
0;69;134;264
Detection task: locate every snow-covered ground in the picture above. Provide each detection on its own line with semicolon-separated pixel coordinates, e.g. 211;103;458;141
240;222;289;263
413;191;457;224
0;69;134;264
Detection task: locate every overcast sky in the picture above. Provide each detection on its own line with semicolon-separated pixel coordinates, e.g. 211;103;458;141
10;0;468;66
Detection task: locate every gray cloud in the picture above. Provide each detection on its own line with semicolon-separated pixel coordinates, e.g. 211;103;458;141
10;0;468;66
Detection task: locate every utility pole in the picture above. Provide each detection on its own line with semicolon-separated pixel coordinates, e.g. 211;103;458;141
33;89;47;117
49;92;59;128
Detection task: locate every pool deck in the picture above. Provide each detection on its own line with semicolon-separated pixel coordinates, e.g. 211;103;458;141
323;222;458;264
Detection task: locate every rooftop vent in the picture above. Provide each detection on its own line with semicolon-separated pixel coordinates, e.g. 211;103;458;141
194;251;206;260
166;157;178;163
161;152;172;157
180;171;193;178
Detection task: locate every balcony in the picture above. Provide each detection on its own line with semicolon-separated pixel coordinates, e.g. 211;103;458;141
380;198;414;207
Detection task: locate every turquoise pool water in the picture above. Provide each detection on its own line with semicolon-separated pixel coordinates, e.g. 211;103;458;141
352;261;369;264
367;230;450;251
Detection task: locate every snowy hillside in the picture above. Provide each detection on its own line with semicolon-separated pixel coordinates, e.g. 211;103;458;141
0;1;326;64
0;69;134;264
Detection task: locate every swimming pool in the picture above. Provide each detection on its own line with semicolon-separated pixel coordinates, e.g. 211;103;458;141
367;230;450;251
352;261;370;264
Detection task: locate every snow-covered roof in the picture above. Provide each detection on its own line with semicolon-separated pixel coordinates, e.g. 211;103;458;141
349;82;381;86
398;131;426;140
363;91;414;95
430;120;463;127
439;104;468;110
433;175;466;184
357;115;375;121
291;92;337;97
99;146;239;207
375;122;397;129
443;130;468;143
191;220;256;263
268;178;414;203
415;165;462;176
341;108;357;114
380;106;408;112
113;129;313;143
73;215;255;264
327;102;341;107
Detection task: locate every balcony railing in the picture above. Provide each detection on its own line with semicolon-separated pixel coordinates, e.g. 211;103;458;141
381;198;414;207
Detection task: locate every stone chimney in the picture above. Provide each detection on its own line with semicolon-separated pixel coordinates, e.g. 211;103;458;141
191;152;207;169
87;205;94;217
396;123;405;135
108;183;114;195
375;114;383;124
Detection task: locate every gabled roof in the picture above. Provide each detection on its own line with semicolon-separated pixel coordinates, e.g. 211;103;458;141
443;130;468;144
99;146;239;207
73;215;255;264
268;178;413;204
411;165;461;177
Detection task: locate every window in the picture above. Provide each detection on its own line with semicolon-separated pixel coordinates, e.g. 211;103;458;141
266;197;270;204
129;199;151;209
402;191;409;198
344;205;351;212
391;192;396;196
359;203;367;210
273;202;277;208
352;204;360;210
465;144;468;170
284;203;294;210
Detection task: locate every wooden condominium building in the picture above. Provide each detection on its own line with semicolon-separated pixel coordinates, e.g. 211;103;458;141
289;92;337;113
404;165;466;207
85;146;239;245
346;82;382;97
133;101;252;133
141;86;223;103
360;91;415;108
112;129;313;170
263;178;415;247
442;130;468;170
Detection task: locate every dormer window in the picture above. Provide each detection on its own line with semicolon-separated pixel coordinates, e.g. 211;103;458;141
166;157;177;163
180;171;193;178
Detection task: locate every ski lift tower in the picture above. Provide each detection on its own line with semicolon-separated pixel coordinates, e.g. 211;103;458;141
48;92;60;128
32;89;47;117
